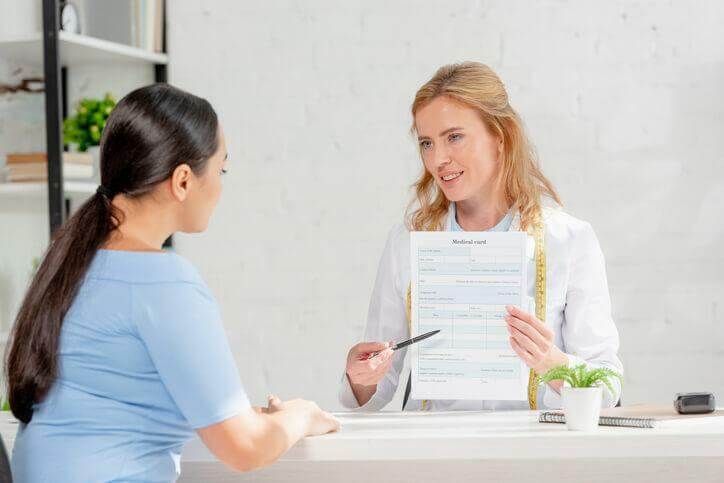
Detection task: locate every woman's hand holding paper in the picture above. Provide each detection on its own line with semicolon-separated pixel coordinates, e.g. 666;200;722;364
504;305;568;380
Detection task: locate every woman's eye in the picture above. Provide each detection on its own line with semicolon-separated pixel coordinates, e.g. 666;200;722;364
221;168;228;175
420;140;432;150
449;133;462;142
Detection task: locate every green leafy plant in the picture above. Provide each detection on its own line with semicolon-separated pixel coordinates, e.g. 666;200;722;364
63;93;116;151
539;364;622;396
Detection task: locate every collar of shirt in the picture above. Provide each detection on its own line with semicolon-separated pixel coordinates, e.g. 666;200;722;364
450;202;513;232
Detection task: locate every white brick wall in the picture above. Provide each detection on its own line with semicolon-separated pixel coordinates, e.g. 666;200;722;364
1;0;722;411
168;0;724;409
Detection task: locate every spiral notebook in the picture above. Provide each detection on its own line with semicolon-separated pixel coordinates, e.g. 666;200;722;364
539;404;724;428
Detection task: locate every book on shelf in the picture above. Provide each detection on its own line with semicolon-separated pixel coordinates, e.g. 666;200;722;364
4;152;94;182
539;404;724;429
85;0;135;48
134;0;165;53
6;164;93;182
6;152;92;166
154;0;165;53
83;0;164;54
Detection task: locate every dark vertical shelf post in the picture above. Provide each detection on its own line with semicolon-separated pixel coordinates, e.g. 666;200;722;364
159;56;172;249
42;0;64;236
61;66;68;119
154;64;166;84
156;1;172;249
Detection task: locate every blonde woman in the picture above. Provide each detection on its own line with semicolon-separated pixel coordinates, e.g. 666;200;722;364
339;62;622;412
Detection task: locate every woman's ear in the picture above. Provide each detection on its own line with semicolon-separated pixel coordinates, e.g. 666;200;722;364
170;163;192;202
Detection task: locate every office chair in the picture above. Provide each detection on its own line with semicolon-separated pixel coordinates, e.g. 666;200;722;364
0;436;12;483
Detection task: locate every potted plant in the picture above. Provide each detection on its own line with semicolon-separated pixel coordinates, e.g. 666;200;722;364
539;364;622;431
63;93;116;179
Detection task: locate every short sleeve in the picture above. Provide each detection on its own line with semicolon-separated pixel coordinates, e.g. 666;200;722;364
132;282;250;429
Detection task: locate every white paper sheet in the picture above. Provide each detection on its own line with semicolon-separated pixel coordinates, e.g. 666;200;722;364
410;231;529;401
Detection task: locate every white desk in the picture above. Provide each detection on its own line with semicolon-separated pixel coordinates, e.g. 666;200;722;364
2;411;724;482
179;410;724;483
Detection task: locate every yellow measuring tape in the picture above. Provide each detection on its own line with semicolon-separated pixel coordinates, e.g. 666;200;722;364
406;213;546;411
527;217;547;410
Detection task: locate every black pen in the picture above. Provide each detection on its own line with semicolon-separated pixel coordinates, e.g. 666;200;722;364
367;330;441;359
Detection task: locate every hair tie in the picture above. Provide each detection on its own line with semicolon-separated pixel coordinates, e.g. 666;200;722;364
96;185;114;198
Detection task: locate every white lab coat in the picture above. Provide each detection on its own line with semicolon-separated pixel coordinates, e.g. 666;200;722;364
339;205;623;411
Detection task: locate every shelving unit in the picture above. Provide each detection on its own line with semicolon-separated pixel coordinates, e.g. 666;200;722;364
0;2;171;349
0;0;168;238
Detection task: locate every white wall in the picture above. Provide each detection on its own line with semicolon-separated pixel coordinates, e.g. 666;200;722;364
1;1;722;411
167;0;724;410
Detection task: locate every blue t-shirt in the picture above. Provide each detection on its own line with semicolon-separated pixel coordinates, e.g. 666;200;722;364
12;250;250;483
450;202;513;232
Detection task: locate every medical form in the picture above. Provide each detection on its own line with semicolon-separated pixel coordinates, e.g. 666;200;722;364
410;231;529;401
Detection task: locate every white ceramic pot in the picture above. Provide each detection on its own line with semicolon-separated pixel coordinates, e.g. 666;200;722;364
561;386;602;431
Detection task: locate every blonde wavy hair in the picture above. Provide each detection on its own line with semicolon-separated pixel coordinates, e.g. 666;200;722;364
407;62;562;232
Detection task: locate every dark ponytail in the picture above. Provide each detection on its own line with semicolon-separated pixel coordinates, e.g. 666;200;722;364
5;83;219;423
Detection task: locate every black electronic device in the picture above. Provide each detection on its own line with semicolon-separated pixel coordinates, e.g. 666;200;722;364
674;392;716;414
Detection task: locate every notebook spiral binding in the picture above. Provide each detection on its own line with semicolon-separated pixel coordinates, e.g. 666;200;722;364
538;412;655;428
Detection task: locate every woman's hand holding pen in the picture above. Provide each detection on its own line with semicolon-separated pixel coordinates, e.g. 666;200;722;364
504;305;568;389
346;342;394;386
345;342;395;406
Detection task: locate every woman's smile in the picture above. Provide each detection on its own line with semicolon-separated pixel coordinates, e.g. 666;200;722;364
440;170;464;186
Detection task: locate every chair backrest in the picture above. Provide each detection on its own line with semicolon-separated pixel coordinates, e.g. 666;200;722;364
0;436;12;483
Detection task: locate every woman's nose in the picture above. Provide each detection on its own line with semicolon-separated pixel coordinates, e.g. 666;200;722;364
432;146;452;169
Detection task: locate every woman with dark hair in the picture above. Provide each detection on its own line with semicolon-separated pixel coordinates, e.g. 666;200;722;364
6;83;338;482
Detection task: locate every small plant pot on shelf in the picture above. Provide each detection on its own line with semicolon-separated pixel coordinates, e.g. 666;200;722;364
561;386;602;431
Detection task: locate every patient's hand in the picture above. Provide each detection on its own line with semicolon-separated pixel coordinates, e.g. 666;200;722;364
265;395;340;436
266;395;283;413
